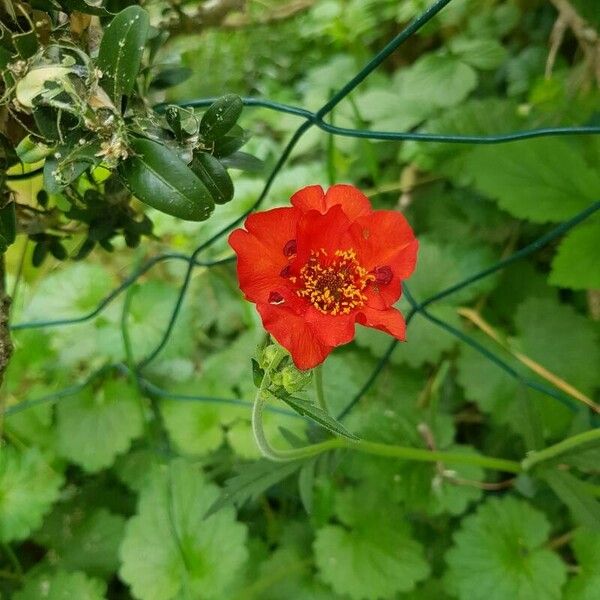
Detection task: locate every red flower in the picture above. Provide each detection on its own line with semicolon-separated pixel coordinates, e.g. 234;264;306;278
228;184;418;370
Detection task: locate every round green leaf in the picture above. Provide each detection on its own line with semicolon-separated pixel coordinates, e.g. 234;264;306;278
0;447;63;543
119;459;248;600
119;137;215;221
14;570;107;600
445;496;567;600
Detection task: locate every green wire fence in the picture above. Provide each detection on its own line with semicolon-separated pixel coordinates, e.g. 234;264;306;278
6;0;600;430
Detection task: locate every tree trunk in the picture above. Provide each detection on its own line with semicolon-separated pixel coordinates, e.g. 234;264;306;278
0;254;12;389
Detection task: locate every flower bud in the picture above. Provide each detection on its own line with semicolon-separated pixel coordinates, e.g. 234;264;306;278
281;365;312;394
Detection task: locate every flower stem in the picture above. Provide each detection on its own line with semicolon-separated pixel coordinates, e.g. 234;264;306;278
521;428;600;471
314;365;327;412
251;353;522;472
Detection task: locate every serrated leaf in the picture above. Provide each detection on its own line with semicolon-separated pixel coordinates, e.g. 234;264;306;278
564;529;600;600
190;152;234;204
199;94;243;141
0;447;63;543
402;53;478;108
34;506;125;578
449;37;508;70
542;470;600;531
119;137;215;221
313;486;429;600
119;459;248;600
56;376;144;472
274;393;357;440
160;385;225;457
14;570;107;600
468;138;600;223
514;297;600;396
549;216;600;290
205;459;302;518
445;496;567;600
97;6;149;104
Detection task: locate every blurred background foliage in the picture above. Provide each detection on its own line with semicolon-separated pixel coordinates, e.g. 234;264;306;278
2;0;600;598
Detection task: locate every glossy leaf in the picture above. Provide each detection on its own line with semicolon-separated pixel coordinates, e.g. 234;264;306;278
119;137;215;221
199;94;243;141
97;6;149;104
190;152;234;204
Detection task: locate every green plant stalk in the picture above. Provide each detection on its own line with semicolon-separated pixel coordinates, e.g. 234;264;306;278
521;428;600;471
314;365;327;412
252;351;522;473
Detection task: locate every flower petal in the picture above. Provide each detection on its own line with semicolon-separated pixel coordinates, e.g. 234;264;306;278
305;307;356;348
356;306;406;341
291;184;371;222
294;204;353;268
244;206;302;253
352;210;418;274
229;229;284;304
257;303;332;370
228;207;302;304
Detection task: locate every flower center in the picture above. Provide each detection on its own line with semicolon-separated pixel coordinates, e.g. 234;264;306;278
296;248;374;315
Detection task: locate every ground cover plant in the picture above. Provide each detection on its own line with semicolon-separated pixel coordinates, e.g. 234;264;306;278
1;0;600;598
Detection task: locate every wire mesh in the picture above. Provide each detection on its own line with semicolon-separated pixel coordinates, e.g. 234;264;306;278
5;0;600;429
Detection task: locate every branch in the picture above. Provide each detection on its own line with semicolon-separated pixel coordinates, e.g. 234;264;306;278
165;0;314;36
547;0;600;85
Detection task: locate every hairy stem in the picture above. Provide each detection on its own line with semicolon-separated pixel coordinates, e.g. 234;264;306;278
522;428;600;471
251;349;522;473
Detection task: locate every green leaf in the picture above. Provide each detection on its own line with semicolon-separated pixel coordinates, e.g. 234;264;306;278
0;201;16;248
549;216;600;290
15;135;53;164
402;53;478;108
313;486;430;599
190;152;234;204
56;376;144;472
160;385;225;457
43;139;102;193
97;6;149;104
199;94;243;141
449;37;508;70
445;496;567;600
542;470;600;531
396;445;485;516
119;137;215;221
33;507;125;578
119;459;248;600
564;529;600;600
206;459;303;517
14;570;107;600
274;393;357;440
0;447;63;543
514;297;600;396
468;138;600;223
149;66;192;90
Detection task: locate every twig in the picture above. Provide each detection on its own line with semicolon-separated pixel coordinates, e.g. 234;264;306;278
547;0;600;85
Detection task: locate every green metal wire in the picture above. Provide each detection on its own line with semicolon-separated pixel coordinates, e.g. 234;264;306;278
5;0;600;429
